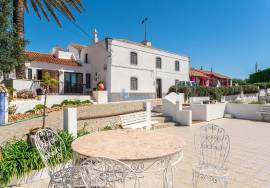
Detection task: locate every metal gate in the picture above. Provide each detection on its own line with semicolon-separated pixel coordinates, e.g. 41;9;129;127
0;92;6;125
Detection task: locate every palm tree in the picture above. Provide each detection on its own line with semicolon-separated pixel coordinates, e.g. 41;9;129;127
13;0;83;79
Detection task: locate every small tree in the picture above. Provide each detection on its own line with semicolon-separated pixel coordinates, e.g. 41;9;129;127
41;72;58;129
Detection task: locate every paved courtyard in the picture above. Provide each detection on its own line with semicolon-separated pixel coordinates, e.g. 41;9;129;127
11;118;270;188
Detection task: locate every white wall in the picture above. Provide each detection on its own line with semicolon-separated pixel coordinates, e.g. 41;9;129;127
225;103;261;120
109;39;190;95
162;93;191;126
11;95;91;114
81;41;109;90
191;103;226;121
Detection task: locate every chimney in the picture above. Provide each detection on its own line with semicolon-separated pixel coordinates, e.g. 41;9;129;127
92;28;98;44
211;67;213;72
200;66;203;70
52;46;62;57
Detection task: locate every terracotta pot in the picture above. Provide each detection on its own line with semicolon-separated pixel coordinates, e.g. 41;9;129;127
97;82;105;91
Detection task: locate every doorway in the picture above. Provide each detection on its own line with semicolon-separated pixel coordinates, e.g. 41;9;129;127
156;78;162;98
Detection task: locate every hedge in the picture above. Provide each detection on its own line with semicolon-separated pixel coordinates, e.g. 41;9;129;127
168;85;258;101
249;68;270;83
253;82;270;89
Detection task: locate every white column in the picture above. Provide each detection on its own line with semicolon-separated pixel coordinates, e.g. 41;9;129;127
145;101;151;129
63;108;77;138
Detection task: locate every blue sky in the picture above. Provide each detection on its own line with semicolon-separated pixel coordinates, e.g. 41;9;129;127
25;0;270;79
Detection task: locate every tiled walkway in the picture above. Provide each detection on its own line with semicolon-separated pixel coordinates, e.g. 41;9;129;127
12;118;270;188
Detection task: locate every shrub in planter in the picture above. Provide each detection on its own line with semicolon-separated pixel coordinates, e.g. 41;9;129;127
16;90;36;99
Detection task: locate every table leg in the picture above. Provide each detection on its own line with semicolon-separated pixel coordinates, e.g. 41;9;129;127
163;161;174;188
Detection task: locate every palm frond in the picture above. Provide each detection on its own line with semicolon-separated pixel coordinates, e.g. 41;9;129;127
23;0;84;27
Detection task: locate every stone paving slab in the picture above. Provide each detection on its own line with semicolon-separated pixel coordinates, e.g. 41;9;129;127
7;118;270;188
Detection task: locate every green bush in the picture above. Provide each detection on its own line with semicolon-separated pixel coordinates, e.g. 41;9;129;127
102;126;113;131
61;100;82;106
229;100;243;104
253;82;270;89
81;100;91;104
249;68;270;83
168;86;242;101
249;101;266;104
0;131;75;186
34;104;46;111
241;85;259;94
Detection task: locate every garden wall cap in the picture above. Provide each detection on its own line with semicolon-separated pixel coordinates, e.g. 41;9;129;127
0;84;8;93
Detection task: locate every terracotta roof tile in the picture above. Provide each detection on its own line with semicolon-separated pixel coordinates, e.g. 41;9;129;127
190;69;209;78
26;51;80;67
197;69;230;79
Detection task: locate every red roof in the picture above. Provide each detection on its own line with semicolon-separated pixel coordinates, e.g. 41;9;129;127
26;51;80;67
190;69;209;78
192;69;230;80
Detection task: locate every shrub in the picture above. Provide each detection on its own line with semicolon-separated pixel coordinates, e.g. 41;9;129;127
16;90;36;99
241;85;259;94
253;82;270;89
102;126;113;131
61;100;81;106
229;100;243;104
249;101;266;104
168;86;242;101
34;104;46;111
51;104;61;108
81;100;91;104
8;105;17;115
0;131;74;186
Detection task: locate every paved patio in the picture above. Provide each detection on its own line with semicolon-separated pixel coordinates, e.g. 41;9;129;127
13;118;270;188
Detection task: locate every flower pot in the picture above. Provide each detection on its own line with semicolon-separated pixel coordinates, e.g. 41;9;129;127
97;82;105;91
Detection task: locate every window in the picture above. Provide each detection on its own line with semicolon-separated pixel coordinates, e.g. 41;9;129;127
175;61;180;71
85;54;88;63
27;69;32;79
64;72;83;93
86;73;91;89
130;52;137;65
37;69;42;80
130;77;138;90
156;57;162;69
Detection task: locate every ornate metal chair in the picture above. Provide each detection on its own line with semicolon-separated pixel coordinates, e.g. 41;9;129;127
192;124;230;188
80;157;140;188
35;128;85;188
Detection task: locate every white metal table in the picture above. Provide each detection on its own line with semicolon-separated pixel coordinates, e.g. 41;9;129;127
72;129;185;188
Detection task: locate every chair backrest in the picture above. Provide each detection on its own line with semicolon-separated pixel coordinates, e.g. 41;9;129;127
120;111;147;127
80;157;139;188
194;124;230;170
35;128;68;176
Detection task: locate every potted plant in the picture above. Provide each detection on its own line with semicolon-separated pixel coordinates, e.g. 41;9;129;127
28;72;58;145
97;81;105;91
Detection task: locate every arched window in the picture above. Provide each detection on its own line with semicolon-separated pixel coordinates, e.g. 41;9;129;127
156;57;162;69
130;77;138;90
130;52;138;65
175;61;180;71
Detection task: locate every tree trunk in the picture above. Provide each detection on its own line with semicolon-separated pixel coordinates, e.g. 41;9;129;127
42;88;48;129
13;0;26;79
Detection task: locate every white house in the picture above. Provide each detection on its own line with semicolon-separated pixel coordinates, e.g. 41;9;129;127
4;45;92;95
4;30;190;102
78;32;190;101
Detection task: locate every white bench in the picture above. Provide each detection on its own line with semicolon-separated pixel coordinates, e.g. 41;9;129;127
120;111;158;130
257;105;270;115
